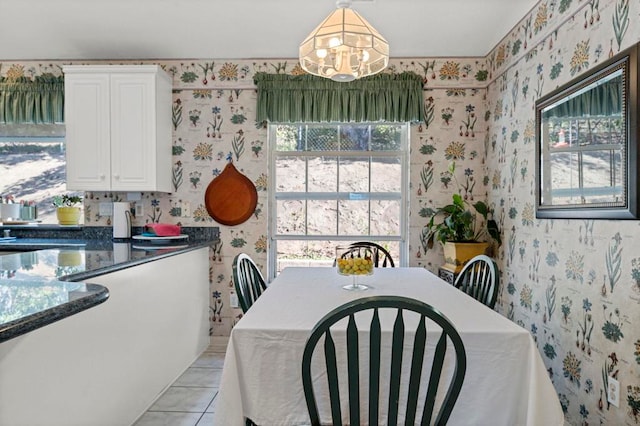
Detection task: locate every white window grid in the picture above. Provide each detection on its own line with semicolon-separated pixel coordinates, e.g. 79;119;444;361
268;123;410;278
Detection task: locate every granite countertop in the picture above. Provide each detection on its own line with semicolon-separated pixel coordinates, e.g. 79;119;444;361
0;237;214;281
0;226;219;343
0;280;109;344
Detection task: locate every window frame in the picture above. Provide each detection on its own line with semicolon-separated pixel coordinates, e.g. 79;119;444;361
0;133;77;224
267;122;410;279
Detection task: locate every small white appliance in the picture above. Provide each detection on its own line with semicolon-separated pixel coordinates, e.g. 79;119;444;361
112;202;132;239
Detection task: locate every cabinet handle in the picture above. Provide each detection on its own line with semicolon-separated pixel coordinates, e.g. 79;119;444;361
114;174;120;180
100;174;106;180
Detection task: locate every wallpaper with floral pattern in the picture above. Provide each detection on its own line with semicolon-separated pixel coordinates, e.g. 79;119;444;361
1;0;638;423
0;55;490;337
485;0;640;424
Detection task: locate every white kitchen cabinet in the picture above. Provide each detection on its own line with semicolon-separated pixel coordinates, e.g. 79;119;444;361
63;65;172;192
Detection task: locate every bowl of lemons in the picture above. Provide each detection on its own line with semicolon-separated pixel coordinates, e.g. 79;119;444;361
335;245;373;290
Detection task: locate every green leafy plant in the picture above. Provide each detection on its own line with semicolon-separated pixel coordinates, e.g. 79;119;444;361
421;163;501;250
52;194;82;207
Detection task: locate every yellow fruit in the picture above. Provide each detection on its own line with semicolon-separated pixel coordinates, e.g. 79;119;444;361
337;255;373;275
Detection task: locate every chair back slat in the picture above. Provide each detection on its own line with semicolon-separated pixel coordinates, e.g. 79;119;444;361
422;333;448;425
323;330;343;426
405;316;427;424
478;263;490;302
302;296;466;426
453;255;499;309
302;342;320;424
369;308;381;425
346;315;360;425
387;309;406;424
232;253;267;313
470;265;480;298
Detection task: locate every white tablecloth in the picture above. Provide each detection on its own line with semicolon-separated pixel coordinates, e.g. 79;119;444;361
213;267;564;426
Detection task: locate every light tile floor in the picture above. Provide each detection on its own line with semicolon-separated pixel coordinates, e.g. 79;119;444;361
133;337;228;426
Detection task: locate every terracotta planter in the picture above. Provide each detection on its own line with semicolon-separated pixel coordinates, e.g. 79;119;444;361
441;241;489;273
56;206;81;225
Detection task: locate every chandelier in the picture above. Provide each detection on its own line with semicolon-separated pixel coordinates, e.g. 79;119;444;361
299;0;389;82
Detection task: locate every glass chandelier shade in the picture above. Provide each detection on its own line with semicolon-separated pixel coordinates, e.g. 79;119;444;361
299;0;389;82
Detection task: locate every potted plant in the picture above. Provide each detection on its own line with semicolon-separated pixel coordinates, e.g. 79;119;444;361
53;194;83;225
421;163;501;273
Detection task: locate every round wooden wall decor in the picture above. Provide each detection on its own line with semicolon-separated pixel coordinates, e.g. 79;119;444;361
204;162;258;226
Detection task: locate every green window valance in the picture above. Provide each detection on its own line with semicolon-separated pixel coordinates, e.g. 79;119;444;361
542;75;623;120
0;75;64;124
254;71;424;123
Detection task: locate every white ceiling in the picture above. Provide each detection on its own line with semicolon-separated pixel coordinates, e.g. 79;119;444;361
0;0;538;61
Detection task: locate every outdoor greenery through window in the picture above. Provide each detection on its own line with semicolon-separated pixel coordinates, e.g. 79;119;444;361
0;124;81;224
269;123;408;277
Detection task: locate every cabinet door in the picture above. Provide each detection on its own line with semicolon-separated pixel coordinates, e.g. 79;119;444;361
109;73;157;191
65;74;111;190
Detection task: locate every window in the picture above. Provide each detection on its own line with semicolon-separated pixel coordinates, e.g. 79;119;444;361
0;124;81;224
269;123;409;277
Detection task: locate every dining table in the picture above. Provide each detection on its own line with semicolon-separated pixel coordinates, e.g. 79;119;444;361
213;267;564;426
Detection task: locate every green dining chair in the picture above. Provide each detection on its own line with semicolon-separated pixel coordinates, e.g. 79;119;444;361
302;296;467;426
232;253;267;313
345;242;396;267
453;254;499;309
